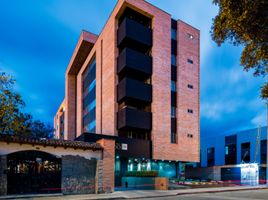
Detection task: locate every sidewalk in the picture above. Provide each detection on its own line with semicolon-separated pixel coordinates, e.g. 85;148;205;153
1;185;267;200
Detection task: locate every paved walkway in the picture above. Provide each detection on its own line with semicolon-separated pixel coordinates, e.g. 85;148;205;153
1;185;267;200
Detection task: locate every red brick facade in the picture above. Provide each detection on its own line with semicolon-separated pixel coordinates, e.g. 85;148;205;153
55;0;200;162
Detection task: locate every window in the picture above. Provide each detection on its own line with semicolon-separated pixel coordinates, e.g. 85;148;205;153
187;33;194;40
171;132;177;143
171;81;176;92
207;147;215;167
225;144;237;164
187;84;193;89
171;29;177;40
187;59;193;64
171;106;176;118
187;133;193;138
187;109;193;114
83;57;96;133
261;140;267;164
241;142;250;163
225;135;237;165
171;55;177;66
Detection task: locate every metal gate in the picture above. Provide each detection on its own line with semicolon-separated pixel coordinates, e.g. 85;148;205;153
7;150;61;194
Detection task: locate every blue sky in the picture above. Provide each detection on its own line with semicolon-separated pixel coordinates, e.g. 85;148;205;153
0;0;266;138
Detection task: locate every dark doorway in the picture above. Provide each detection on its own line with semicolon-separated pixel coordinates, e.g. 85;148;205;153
7;150;61;195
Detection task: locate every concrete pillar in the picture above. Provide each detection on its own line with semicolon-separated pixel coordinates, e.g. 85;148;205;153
0;155;7;196
96;139;115;193
65;75;76;140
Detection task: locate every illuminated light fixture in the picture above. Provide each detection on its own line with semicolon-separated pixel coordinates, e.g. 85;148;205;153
116;155;119;159
129;163;133;171
187;33;194;39
147;162;151;171
137;163;141;171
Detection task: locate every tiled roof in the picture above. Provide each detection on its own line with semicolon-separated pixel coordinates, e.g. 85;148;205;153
0;134;103;151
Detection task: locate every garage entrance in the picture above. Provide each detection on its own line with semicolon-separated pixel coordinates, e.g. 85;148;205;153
7;150;61;195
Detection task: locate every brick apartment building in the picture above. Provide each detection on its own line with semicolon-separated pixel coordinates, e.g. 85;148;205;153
55;0;200;189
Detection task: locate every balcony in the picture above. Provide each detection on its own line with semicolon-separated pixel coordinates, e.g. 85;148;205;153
117;78;152;104
117;107;152;131
117;48;152;77
117;18;152;49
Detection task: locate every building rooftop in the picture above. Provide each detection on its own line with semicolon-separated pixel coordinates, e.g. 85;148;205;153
0;134;103;151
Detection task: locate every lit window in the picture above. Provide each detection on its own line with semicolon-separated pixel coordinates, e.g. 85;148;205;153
187;59;193;64
171;55;177;66
187;33;194;40
225;146;229;155
171;81;176;92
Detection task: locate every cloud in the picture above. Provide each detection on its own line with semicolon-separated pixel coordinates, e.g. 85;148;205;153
251;110;267;127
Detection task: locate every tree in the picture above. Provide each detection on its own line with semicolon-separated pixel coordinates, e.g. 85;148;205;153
0;72;30;135
211;0;268;98
29;120;54;138
0;71;53;138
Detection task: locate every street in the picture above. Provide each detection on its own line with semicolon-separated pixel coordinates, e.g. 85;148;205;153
138;189;268;200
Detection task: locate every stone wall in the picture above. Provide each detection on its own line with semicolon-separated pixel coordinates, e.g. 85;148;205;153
0;155;7;196
95;160;104;193
61;155;97;195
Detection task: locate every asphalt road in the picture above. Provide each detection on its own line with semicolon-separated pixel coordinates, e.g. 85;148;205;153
138;189;268;200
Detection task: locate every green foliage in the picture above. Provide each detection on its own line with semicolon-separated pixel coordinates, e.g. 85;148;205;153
0;71;53;138
211;0;268;99
261;83;268;100
126;171;158;177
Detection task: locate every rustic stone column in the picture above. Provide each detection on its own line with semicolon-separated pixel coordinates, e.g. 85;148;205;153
0;155;7;196
96;139;115;193
61;155;97;195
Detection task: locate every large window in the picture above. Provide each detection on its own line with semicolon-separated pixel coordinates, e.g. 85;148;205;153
207;147;215;167
171;81;176;92
261;140;267;164
225;135;237;165
83;57;96;133
171;55;177;66
171;132;177;143
171;29;177;40
241;142;250;163
171;106;176;118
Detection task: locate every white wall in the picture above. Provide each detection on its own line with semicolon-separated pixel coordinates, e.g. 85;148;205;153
0;142;102;160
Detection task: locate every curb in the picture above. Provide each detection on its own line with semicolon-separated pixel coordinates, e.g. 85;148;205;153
119;186;268;199
1;187;267;200
176;186;268;196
